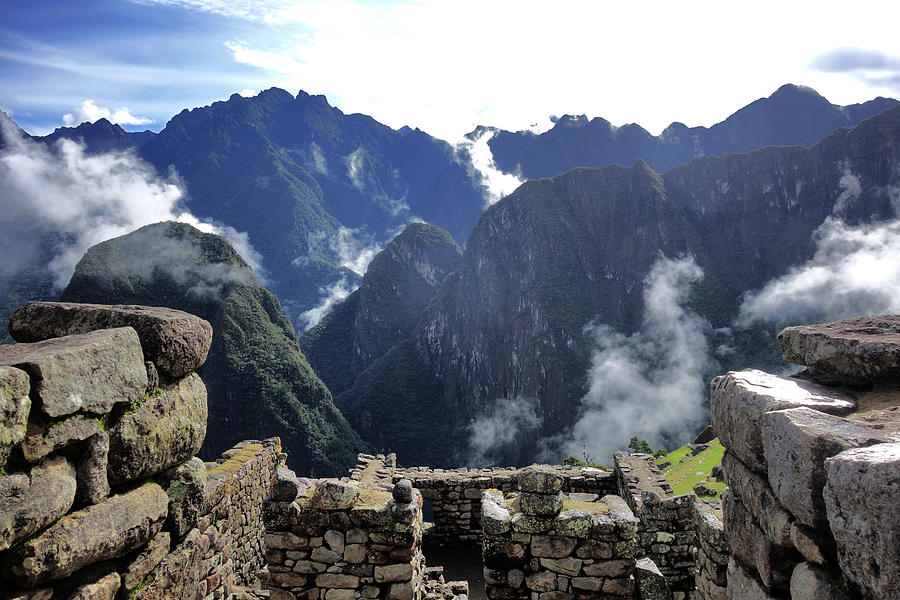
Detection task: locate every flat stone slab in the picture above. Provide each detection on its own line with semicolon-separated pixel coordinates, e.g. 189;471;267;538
107;373;207;485
0;456;76;552
0;482;168;586
20;414;101;463
0;365;30;465
0;327;147;418
761;407;892;528
710;369;857;473
824;442;900;599
9;301;213;379
779;315;900;385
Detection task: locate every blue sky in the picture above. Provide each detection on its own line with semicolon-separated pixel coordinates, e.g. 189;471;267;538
2;0;900;141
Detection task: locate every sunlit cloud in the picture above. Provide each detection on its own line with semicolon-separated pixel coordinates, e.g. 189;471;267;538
62;100;153;127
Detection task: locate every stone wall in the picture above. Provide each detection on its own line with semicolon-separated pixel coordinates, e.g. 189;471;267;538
0;302;281;600
613;453;696;597
480;465;638;600
692;503;728;600
711;316;900;600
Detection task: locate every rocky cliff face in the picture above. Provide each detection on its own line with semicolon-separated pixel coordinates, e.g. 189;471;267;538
59;221;366;476
485;84;898;179
345;105;900;465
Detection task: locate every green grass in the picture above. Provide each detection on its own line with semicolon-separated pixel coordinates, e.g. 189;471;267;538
656;439;725;498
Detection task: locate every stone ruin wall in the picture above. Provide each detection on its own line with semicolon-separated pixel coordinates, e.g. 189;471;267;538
0;302;282;600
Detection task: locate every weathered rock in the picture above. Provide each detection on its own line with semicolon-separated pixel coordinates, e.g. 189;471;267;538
157;457;206;536
20;414;100;463
482;490;511;535
0;456;76;551
317;573;361;587
519;491;563;516
269;467;300;503
531;535;577;558
634;557;672;600
67;571;121;600
518;465;563;494
761;407;890;527
324;529;345;554
710;369;856;473
9;302;213;379
107;373;207;485
726;558;778;600
824;442;900;599
601;495;638;539
722;489;795;591
553;508;592;538
129;527;204;600
0;328;147;418
721;452;792;547
1;482;168;586
540;557;582;576
0;365;30;465
582;559;633;577
392;478;413;503
122;531;171;592
75;431;110;505
789;562;850;600
693;502;727;564
310;479;360;510
374;563;413;582
789;523;831;567
1;587;53;600
779;315;900;385
525;570;557;591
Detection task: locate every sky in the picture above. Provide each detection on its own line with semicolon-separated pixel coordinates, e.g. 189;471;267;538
2;0;900;142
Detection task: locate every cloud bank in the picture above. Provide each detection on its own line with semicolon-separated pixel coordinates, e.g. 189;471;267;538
809;48;900;92
459;129;523;206
62;100;153;127
467;397;542;467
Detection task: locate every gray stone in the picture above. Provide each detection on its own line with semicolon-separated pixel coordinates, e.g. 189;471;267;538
393;478;413;503
540;557;582;576
695;575;728;600
324;529;345;554
293;560;327;574
310;546;342;563
482;490;511;535
722;489;795;591
582;559;633;577
67;571;121;600
510;511;552;533
778;315;900;385
0;456;76;551
269;571;308;587
762;407;890;527
508;568;524;588
158;457;207;536
721;452;792;546
710;369;857;473
726;559;778;600
310;479;360;510
272;467;301;502
531;535;577;558
789;562;850;600
0;327;147;418
122;531;170;592
343;543;367;563
1;588;53;600
388;582;413;600
634;557;672;600
693;502;727;564
75;431;109;505
789;523;831;567
525;571;557;592
375;563;413;582
316;573;360;588
518;465;563;494
520;491;563;516
571;577;602;591
9;302;213;379
824;442;900;599
554;508;592;538
107;373;207;485
601;494;638;539
0;365;30;465
0;482;168;586
20;414;100;463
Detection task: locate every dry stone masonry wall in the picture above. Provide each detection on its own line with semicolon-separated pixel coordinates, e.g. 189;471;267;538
711;315;900;600
0;302;281;600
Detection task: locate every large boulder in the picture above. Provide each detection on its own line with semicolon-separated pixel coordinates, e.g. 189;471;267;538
634;557;672;600
157;457;207;536
726;558;778;600
75;431;110;505
0;456;76;552
721;452;792;547
0;366;30;465
789;562;850;600
107;373;207;485
19;415;100;463
0;328;146;418
761;407;891;528
0;482;168;586
779;315;900;385
710;369;856;473
9;302;213;379
824;443;900;599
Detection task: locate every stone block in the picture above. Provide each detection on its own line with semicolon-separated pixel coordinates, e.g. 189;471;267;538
581;559;633;577
20;414;100;463
0;365;30;465
600;495;638;539
107;373;207;485
311;546;342;563
634;557;671;600
778;315;900;385
553;509;592;538
0;327;147;418
789;562;850;600
483;490;512;535
531;535;577;558
518;466;563;494
271;467;301;502
540;557;582;576
316;573;360;588
710;369;856;473
722;490;795;591
693;502;727;565
571;577;602;591
824;442;900;599
75;431;110;505
388;582;414;600
520;491;563;516
721;452;792;546
158;457;207;536
484;538;527;568
9;302;213;379
393;478;413;503
762;407;890;527
789;523;831;567
311;480;360;510
0;482;168;586
325;589;357;600
726;558;778;600
0;456;76;552
525;571;557;592
67;571;121;600
324;529;345;554
122;531;170;592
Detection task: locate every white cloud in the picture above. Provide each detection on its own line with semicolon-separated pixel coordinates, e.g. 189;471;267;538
239;88;259;97
62;99;153;127
297;277;353;331
459;129;523;206
467;397;542;467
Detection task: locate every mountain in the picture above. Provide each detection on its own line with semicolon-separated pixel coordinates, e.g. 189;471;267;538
60;221;368;476
133;88;486;322
340;104;900;466
300;222;462;396
483;84;898;179
42;118;156;153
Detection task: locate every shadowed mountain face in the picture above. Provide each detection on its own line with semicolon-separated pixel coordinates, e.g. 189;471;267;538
483;84;899;179
339;105;900;466
60;221;368;477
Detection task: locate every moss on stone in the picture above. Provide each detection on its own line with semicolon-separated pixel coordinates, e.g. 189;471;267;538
563;499;609;515
206;443;264;476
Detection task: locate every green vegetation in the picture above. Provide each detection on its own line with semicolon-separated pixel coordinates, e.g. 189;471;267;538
656;439;725;498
